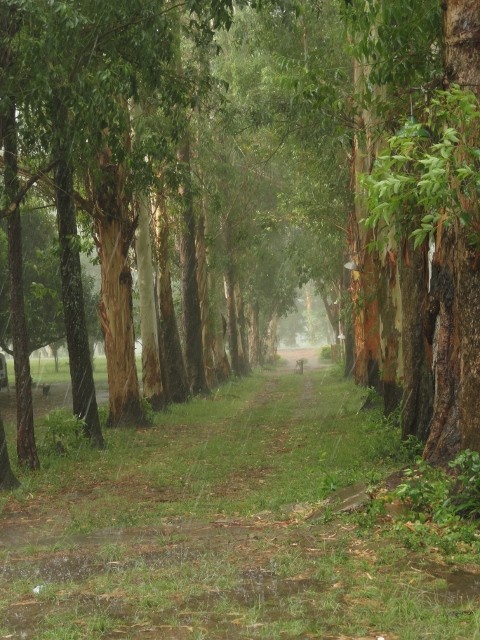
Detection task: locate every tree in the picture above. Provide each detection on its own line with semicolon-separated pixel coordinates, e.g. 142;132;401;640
0;5;38;470
154;197;190;403
424;2;480;462
53;115;104;447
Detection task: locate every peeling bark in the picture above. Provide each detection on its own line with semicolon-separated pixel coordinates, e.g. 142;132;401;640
93;148;145;428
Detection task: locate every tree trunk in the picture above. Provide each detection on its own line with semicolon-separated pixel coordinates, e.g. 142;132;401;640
154;199;190;403
400;240;433;442
378;248;403;416
224;269;241;376
0;414;19;490
54;140;104;448
3;102;39;470
177;135;209;394
424;0;480;462
350;58;382;392
235;283;251;375
93;148;145;428
135;190;165;411
247;302;263;367
351;245;382;391
264;314;279;363
131;101;165;411
196;212;217;388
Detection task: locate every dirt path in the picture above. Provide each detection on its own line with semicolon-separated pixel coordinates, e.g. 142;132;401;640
1;355;478;640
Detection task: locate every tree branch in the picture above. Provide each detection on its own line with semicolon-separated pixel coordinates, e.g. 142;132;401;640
0;159;58;219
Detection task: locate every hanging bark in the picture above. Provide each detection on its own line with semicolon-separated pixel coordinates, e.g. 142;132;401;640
424;0;480;462
0;414;19;490
177;135;209;394
154;198;189;403
53;134;104;447
92;147;145;428
400;240;433;443
3;102;38;470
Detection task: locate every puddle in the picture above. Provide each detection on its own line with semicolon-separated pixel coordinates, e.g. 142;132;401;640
402;560;480;606
428;567;480;604
237;568;321;605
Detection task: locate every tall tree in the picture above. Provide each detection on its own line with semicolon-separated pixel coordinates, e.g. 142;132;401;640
177;132;209;393
424;1;480;462
0;5;38;469
154;198;190;402
52;106;104;447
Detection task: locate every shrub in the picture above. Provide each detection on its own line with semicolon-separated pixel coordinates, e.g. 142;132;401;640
319;346;332;360
39;409;86;456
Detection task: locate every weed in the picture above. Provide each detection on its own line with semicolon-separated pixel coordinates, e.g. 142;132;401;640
38;409;86;457
448;449;480;518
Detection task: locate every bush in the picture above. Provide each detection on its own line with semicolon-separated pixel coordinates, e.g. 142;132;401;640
448;449;480;519
319;345;332;360
394;449;480;524
39;409;86;456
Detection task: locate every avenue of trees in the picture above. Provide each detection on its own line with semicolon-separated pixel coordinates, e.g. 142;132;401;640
1;0;480;487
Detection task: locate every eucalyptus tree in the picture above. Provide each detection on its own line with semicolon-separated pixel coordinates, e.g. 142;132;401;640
0;3;38;469
344;0;442;417
206;0;352;368
349;0;480;461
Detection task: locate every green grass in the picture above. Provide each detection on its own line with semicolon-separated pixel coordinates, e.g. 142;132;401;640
5;353;124;388
1;365;479;639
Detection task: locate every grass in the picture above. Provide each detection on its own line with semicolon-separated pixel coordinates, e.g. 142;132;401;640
1;364;480;639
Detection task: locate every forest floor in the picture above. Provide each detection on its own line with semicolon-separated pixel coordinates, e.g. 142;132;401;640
1;351;479;639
